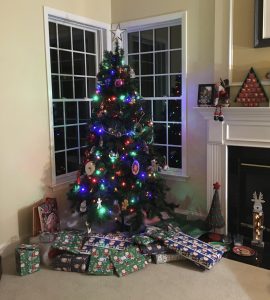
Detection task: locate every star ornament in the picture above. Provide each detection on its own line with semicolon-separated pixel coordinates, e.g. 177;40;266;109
111;24;126;42
213;182;221;190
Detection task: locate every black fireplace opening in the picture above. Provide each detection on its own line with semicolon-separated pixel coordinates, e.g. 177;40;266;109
228;146;270;243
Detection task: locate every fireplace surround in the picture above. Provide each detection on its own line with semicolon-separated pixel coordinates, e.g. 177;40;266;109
196;107;270;237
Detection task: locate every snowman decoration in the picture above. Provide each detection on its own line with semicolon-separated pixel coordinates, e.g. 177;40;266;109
251;191;265;247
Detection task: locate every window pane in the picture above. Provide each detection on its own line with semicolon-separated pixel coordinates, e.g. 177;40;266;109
79;124;88;147
141;77;153;97
170;25;181;49
53;102;64;126
141;53;153;75
168;124;181;145
75;77;86;99
67;149;79;172
49;22;57;47
170;75;181;97
155;27;168;50
58;24;71;49
153;100;166;121
155;52;168;74
141;30;153;52
168;147;182;168
60;76;73;99
155;76;168;97
59;50;72;74
54;127;65;151
153;123;166;144
168;100;181;122
73;53;85;75
128;32;139;53
170;50;181;73
153;145;167;159
50;49;58;73
65;102;77;124
55;152;66;175
87;78;96;97
85;31;95;53
128;55;139;75
86;55;96;76
66;126;78;148
52;75;60;99
72;28;84;52
142;100;151;116
79;101;90;123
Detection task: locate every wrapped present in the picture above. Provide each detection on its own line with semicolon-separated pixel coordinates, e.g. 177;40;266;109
152;253;185;264
52;253;89;273
81;233;132;254
110;246;147;277
139;242;171;255
52;231;84;254
133;235;155;246
88;247;114;275
15;244;40;276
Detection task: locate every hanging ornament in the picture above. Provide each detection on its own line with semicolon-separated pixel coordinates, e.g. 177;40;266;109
109;151;119;162
89;133;96;143
115;79;124;87
85;161;96;176
90;146;96;154
99;136;104;147
132;160;140;175
97;198;102;209
130;68;136;78
122;199;129;211
80;200;87;213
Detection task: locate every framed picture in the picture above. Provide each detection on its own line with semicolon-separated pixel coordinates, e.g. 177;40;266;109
197;84;215;107
254;0;270;47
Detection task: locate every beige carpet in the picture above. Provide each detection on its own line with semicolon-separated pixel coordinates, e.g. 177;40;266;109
1;255;270;300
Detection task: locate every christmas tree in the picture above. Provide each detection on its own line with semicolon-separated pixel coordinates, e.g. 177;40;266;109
68;34;171;232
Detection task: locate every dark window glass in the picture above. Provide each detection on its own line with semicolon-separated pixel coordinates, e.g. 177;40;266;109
52;75;60;99
86;55;96;76
155;27;168;50
50;49;58;73
59;50;72;74
74;77;86;99
168;100;181;122
155;52;168;74
153;123;167;144
128;32;139;53
141;77;153;97
168;147;182;168
142;100;151;116
141;53;153;75
72;28;84;52
170;50;181;73
170;75;181;97
54;127;65;151
73;53;85;75
79;101;90;123
168;124;181;145
170;25;181;49
65;102;77;124
53;102;64;126
67;149;79;172
85;31;95;53
49;22;57;48
79;124;88;147
55;152;66;175
141;30;153;52
153;100;166;121
60;76;73;99
153;145;167;159
128;55;139;75
155;76;168;97
66;126;78;148
87;78;96;97
58;24;71;49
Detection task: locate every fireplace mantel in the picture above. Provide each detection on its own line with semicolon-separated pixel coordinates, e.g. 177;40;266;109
195;106;270;234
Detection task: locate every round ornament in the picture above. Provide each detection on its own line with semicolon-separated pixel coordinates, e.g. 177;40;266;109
132;160;140;175
80;200;87;213
85;161;95;175
115;79;124;87
130;68;136;78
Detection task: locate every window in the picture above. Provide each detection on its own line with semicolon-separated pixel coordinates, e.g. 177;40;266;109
44;8;109;185
123;13;187;176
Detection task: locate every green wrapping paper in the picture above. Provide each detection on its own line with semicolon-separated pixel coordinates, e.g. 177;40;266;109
51;231;84;254
110;246;147;277
133;235;155;246
15;244;40;276
88;247;114;275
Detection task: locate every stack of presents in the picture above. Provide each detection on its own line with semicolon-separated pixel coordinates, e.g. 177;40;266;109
15;198;224;277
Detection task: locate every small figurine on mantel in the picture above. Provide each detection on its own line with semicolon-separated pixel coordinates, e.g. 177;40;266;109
251;191;265;247
214;78;230;107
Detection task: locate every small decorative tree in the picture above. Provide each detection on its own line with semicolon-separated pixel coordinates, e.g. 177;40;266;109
206;182;225;241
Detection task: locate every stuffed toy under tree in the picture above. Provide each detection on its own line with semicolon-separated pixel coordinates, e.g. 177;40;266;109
206;182;225;241
68;35;171;232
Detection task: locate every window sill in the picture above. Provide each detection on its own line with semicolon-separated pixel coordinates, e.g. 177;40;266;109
49;172;77;192
160;169;189;181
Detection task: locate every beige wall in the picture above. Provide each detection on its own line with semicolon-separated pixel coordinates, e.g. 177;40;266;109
0;0;111;254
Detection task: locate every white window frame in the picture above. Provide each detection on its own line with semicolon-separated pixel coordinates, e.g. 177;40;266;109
119;12;187;179
44;7;111;187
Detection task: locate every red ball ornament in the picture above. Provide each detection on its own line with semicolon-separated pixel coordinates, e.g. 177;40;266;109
115;79;124;87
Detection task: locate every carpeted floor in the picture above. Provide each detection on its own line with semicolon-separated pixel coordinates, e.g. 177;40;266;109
1;255;270;300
